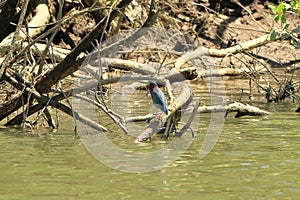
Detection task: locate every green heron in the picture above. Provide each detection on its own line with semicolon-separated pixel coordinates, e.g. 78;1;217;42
148;80;168;115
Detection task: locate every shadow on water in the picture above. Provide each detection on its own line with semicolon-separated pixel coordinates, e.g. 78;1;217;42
0;77;300;199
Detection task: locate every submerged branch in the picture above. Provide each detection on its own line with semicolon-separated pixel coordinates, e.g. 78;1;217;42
198;101;271;117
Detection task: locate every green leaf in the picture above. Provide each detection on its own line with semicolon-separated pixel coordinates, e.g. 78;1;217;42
290;1;295;7
277;3;285;13
281;15;287;24
291;25;300;33
274;15;280;23
270;30;278;41
281;32;290;40
283;23;290;30
268;5;277;13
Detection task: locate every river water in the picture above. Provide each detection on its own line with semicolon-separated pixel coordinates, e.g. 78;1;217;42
0;77;299;199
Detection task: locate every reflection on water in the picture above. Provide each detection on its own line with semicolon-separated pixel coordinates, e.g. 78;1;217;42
0;78;300;199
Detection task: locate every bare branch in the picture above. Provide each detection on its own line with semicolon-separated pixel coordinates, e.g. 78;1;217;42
174;34;277;70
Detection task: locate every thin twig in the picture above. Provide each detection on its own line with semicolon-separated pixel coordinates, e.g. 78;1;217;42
37;0;63;76
175;101;199;137
76;94;129;134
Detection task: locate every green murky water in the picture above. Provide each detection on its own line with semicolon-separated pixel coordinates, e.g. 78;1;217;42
1;78;299;199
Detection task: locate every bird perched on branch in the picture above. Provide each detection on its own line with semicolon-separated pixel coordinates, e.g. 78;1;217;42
148;80;168;115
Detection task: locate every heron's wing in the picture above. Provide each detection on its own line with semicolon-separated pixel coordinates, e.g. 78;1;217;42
151;88;168;114
151;88;166;104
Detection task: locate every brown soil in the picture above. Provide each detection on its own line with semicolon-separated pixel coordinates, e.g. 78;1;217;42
196;0;299;68
62;0;299;69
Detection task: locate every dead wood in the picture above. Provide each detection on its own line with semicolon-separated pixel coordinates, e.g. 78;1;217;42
24;2;50;39
125;114;156;123
174;34;276;70
0;42;72;62
81;0;106;23
0;0;29;80
0;91;28;121
75;94;129;134
126;101;270;124
5;103;45;126
88;57;157;75
1;72;151;127
165;66;267;82
198;101;271;117
35;0;159;94
1;2;50;44
2;74;166;128
35;0;135;94
42;107;57;129
2;68;107;131
1;6;106;67
175;101;199;137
